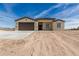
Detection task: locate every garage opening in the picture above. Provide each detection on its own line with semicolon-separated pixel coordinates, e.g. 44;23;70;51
18;22;34;30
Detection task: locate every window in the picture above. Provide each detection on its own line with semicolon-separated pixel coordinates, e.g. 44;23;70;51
46;24;49;29
57;23;61;28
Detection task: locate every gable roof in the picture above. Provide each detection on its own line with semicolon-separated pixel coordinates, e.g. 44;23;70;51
15;17;65;22
35;18;56;20
15;17;34;21
55;19;65;22
35;18;64;22
35;18;56;21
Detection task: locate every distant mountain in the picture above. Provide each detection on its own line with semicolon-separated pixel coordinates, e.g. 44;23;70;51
0;27;15;31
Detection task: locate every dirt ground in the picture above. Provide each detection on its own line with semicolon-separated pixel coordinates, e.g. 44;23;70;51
0;30;79;56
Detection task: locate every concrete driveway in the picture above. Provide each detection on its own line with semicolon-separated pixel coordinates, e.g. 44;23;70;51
0;31;34;40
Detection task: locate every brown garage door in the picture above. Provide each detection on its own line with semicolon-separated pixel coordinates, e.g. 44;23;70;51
18;22;34;30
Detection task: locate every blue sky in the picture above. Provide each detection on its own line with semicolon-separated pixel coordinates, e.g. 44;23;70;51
0;3;79;29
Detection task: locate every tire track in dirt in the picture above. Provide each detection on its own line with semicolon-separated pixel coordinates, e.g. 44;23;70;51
57;31;79;49
48;32;76;55
62;31;79;41
53;31;79;55
0;31;79;56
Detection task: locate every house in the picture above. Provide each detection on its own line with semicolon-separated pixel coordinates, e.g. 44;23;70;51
15;17;64;31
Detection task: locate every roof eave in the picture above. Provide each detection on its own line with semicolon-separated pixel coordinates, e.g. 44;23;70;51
15;17;34;21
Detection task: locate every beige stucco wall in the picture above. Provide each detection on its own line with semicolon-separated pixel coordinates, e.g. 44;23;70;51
15;22;19;30
53;21;64;31
15;18;64;31
36;20;52;22
41;21;64;31
34;22;38;31
16;18;35;22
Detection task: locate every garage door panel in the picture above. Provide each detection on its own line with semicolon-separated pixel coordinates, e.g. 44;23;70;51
19;22;34;30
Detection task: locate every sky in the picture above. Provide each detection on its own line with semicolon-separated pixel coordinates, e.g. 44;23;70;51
0;3;79;29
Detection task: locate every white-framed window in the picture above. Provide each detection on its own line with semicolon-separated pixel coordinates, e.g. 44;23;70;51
57;23;61;28
46;24;49;29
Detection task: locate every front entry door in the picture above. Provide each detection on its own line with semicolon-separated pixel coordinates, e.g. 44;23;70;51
38;22;43;30
39;25;42;30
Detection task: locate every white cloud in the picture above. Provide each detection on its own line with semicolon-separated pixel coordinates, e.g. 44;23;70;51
0;4;19;28
65;22;79;29
52;7;74;18
2;4;18;18
52;4;79;19
0;11;18;28
64;18;79;29
3;4;16;12
49;4;79;29
34;4;63;18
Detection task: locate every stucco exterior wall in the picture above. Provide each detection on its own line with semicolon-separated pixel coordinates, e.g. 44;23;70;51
34;22;38;31
36;20;52;22
16;18;35;22
15;22;19;30
53;21;64;31
15;18;64;31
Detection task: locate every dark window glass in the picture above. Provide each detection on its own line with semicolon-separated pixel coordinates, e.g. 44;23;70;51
57;23;61;28
46;24;49;28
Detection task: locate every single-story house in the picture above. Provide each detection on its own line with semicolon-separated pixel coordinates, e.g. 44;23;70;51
15;17;65;31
